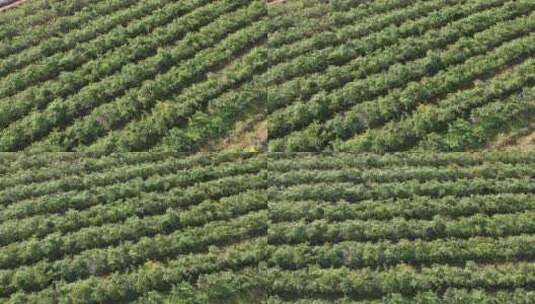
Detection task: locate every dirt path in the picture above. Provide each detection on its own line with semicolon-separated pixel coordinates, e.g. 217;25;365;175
0;0;26;12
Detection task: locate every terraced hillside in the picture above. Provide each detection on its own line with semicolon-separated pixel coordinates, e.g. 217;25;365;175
0;153;267;303
267;153;535;303
0;0;268;152
267;0;535;152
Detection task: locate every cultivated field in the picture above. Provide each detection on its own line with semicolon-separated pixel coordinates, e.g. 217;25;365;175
267;0;535;152
0;0;268;152
266;152;535;303
0;153;267;303
1;0;534;302
0;152;534;303
2;0;534;152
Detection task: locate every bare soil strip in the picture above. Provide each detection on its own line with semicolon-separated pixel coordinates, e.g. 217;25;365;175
0;0;26;12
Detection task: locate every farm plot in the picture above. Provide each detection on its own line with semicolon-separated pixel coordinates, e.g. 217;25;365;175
1;151;534;303
0;0;268;152
0;153;268;303
267;0;535;152
266;152;535;303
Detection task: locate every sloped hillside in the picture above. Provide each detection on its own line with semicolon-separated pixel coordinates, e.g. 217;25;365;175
266;152;535;303
267;0;535;152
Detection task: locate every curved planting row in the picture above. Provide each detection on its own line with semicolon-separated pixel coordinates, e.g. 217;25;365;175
267;0;535;152
0;153;267;303
266;153;535;302
0;0;268;152
1;152;534;302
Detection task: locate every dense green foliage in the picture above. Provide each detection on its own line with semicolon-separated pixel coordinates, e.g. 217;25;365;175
266;152;535;303
0;153;267;303
267;0;535;152
2;1;535;302
2;0;532;152
0;0;268;152
0;152;534;302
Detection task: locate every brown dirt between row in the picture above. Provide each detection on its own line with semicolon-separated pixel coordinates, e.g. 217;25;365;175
267;0;287;4
0;0;26;12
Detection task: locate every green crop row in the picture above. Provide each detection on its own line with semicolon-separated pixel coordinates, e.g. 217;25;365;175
268;262;535;301
270;4;535;150
0;0;216;129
